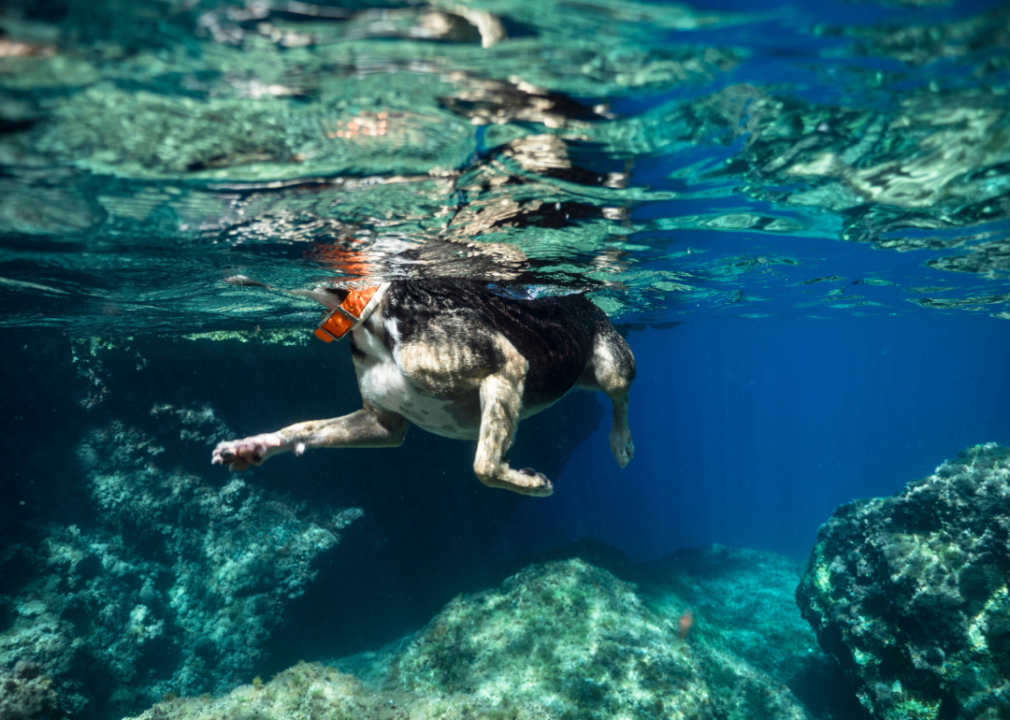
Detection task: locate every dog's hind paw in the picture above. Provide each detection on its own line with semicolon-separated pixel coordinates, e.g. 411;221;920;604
610;428;634;468
513;467;554;497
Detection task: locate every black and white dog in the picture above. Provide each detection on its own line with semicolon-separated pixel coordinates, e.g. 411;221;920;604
212;278;635;496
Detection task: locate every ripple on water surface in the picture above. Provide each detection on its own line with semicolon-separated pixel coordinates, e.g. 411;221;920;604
0;0;1008;332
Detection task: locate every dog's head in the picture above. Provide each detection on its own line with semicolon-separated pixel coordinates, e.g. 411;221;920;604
224;274;352;311
313;287;350;310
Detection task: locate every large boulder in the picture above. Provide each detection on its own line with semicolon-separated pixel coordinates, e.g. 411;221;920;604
127;558;815;720
345;558;815;720
797;442;1010;720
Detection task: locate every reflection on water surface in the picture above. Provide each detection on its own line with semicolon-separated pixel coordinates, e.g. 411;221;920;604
0;0;1008;331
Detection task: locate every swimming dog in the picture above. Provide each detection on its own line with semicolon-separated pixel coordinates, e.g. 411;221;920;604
211;278;635;496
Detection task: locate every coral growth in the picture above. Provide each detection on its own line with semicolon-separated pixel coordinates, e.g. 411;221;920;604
0;661;60;720
118;557;823;720
797;442;1010;720
0;420;361;718
338;558;811;720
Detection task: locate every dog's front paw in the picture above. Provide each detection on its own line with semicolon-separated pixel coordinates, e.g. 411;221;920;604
610;427;634;468
211;433;287;471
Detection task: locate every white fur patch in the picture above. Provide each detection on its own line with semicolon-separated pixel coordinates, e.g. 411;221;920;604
384;317;401;345
352;325;477;440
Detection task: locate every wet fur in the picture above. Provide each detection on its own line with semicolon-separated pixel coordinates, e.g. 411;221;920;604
212;278;635;496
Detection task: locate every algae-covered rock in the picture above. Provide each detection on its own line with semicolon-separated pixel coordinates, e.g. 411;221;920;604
0;417;361;718
796;442;1010;720
120;552;843;720
1;331;608;720
125;661;566;720
368;559;716;718
337;558;811;720
0;661;60;720
117;556;815;719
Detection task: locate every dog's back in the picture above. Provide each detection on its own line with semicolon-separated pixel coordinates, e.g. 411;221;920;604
373;279;623;411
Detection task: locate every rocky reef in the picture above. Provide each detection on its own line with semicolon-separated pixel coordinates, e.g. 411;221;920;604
640;546;865;719
124;550;834;720
0;417;359;718
796;442;1010;720
0;661;60;720
1;331;872;720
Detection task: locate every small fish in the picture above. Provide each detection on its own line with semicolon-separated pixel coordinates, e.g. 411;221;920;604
678;610;694;639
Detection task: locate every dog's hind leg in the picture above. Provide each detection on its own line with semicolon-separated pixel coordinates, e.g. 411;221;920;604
580;327;636;468
212;402;409;471
471;340;554;497
396;329;553;497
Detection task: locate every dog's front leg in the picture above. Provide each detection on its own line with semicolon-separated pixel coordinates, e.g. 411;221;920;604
211;402;409;471
472;354;553;497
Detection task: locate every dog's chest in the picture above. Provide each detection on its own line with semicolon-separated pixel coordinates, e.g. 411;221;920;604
351;321;479;440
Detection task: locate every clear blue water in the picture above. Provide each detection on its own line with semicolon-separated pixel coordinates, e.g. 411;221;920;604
2;0;1010;716
501;313;1010;561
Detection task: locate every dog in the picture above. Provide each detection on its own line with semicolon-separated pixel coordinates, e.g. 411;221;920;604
211;278;635;496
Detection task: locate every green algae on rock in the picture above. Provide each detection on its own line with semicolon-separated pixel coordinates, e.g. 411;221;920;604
120;556;819;720
796;442;1010;720
0;419;361;718
334;558;811;720
0;661;60;720
357;559;715;717
125;661;582;720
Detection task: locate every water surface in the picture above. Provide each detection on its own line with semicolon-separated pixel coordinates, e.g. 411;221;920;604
2;0;1009;332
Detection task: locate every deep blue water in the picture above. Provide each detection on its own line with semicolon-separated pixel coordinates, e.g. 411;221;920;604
501;313;1010;561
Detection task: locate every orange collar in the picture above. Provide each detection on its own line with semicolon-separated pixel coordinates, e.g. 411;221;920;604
314;282;391;343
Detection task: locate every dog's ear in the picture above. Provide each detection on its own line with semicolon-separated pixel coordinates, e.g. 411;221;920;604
225;275;353;311
322;287;350;304
288;287;349;310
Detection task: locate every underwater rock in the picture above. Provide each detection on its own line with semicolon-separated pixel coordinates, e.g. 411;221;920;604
0;661;60;720
124;558;813;720
0;418;359;718
512;538;840;705
336;558;811;720
631;544;868;720
2;330;610;719
125;661;581;720
643;548;828;696
796;442;1010;720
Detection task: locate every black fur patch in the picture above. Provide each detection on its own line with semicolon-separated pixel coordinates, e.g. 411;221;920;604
375;279;611;404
